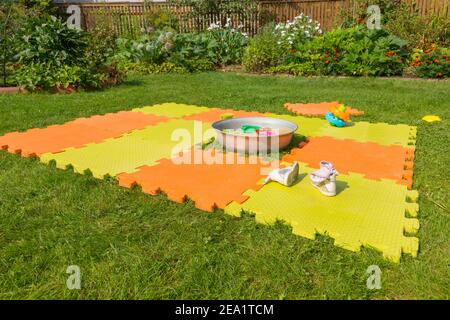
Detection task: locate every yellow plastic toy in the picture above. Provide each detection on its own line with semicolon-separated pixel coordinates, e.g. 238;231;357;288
422;115;441;122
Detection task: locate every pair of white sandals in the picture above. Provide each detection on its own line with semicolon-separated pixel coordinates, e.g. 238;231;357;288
264;161;338;197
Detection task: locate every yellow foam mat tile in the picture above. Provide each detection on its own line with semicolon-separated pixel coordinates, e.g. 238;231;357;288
124;119;216;142
132;102;211;118
225;164;419;263
40;119;216;179
270;113;416;147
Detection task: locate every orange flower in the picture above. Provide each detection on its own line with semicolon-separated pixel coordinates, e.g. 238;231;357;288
325;60;329;65
433;59;439;63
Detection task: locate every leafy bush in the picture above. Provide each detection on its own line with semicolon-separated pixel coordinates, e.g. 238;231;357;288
206;19;249;65
170;32;217;66
411;49;450;78
282;26;408;76
242;24;286;72
115;32;171;65
14;15;125;91
0;2;23;86
85;25;117;67
17;16;88;67
114;26;244;72
385;9;450;50
15;63;83;91
339;0;449;50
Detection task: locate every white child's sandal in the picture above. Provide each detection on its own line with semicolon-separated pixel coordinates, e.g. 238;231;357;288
264;162;299;187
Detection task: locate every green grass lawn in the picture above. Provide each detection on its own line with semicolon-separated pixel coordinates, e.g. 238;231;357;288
0;72;449;299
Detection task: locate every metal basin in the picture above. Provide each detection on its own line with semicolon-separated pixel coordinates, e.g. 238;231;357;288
212;117;298;153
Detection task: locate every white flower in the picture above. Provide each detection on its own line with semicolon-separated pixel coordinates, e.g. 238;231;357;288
208;22;220;30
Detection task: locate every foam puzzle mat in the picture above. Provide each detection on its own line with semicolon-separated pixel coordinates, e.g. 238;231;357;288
285;101;364;117
0;102;419;262
271;113;416;147
225;164;419;263
282;136;415;189
118;147;277;212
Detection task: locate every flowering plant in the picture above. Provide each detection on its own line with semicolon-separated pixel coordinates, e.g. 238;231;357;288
207;18;249;65
412;48;450;78
273;13;322;49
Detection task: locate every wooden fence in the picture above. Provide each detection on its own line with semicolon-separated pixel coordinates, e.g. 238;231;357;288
56;0;450;37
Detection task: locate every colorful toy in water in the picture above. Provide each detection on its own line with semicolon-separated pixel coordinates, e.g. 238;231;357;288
223;125;277;137
325;104;351;127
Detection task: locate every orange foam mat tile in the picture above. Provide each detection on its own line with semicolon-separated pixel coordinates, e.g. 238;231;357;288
183;108;270;123
118;147;279;212
71;111;170;134
0;112;169;157
283;136;415;189
0;123;116;157
285;101;364;117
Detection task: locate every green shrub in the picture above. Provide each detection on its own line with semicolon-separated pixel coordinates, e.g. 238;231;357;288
0;1;23;86
242;24;286;72
339;0;449;50
206;21;249;65
85;25;117;67
339;28;408;76
114;18;249;73
411;49;450;78
385;10;449;50
283;26;408;76
17;15;88;67
15;63;83;90
170;32;217;66
14;15;126;91
115;32;171;65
